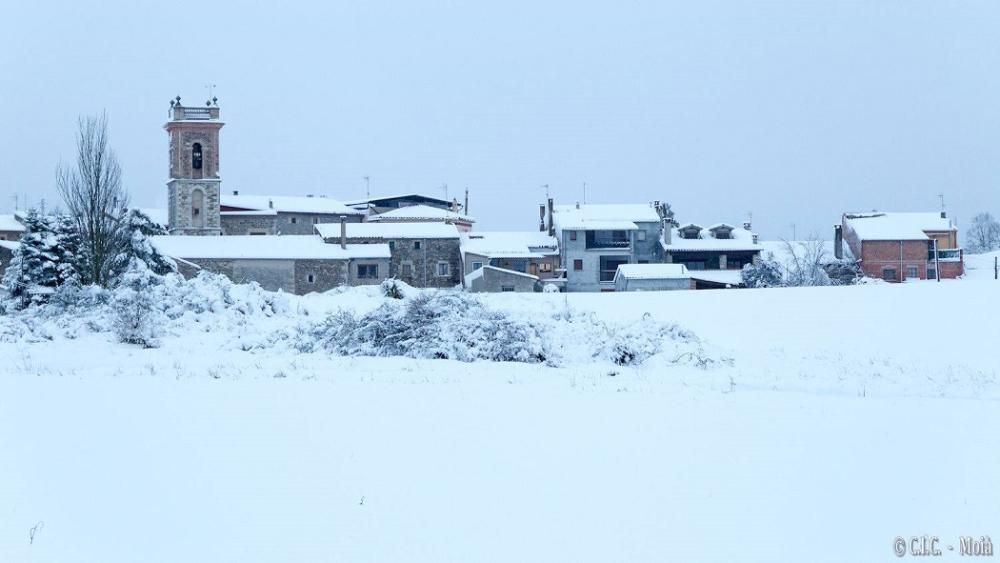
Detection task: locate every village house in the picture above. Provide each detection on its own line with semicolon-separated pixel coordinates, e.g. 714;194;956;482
314;221;463;289
461;231;560;292
151;235;390;295
368;204;475;232
836;211;963;281
0;214;25;241
661;220;762;289
613;263;694;291
0;241;17;276
219;193;365;235
541;199;666;292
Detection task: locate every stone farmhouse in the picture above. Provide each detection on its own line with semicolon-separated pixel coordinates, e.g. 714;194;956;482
314;222;463;289
836;211;964;281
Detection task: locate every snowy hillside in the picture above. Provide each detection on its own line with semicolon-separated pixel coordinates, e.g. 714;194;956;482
1;280;998;562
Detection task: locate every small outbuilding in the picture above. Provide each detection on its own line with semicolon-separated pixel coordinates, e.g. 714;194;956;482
613;263;693;291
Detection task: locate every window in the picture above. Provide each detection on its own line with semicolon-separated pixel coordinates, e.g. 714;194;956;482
637;230;646;241
573;259;583;271
882;268;897;282
290;217;298;224
471;261;483;270
401;262;413;277
436;261;450;277
357;264;379;279
540;262;552;273
599;256;629;282
312;217;319;224
249;230;268;236
906;265;919;279
927;266;937;280
413;241;422;250
306;274;316;284
501;286;516;292
586;230;630;249
191;189;205;228
389;241;395;250
569;231;577;241
638;260;649;264
192;143;203;170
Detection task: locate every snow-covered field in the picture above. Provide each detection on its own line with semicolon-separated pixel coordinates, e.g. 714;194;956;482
2;280;998;562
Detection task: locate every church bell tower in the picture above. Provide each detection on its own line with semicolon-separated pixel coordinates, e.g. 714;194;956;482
165;96;223;235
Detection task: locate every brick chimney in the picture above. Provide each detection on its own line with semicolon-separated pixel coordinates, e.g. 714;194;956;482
339;215;347;249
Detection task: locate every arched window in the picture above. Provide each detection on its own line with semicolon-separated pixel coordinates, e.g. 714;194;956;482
192;143;203;170
191;189;205;228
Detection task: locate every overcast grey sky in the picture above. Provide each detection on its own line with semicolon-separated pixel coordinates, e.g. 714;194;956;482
1;1;998;239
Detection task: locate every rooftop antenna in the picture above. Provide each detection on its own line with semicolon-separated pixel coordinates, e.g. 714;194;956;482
204;83;217;106
938;193;945;213
442;183;448;200
542;184;549;199
364;175;370;198
583;181;587;204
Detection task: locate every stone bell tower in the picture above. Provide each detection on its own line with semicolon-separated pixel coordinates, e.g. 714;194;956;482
165;96;223;235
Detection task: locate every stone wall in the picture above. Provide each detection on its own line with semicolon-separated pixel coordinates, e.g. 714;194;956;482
168;179;222;235
340;237;462;288
275;212;363;235
221;214;277;235
0;230;21;241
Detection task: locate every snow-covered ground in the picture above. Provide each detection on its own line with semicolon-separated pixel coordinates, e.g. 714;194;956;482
1;280;998;562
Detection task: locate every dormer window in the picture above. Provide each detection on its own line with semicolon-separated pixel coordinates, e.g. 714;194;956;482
192;143;203;170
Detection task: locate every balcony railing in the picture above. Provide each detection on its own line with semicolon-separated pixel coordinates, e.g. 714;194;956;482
928;248;962;262
586;231;630;249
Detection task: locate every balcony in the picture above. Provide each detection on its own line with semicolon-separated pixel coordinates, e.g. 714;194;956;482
586;230;630;250
928;248;962;262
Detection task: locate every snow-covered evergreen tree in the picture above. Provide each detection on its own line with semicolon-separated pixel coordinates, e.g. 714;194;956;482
107;210;175;278
1;210;61;308
111;258;164;347
53;214;83;286
741;255;784;288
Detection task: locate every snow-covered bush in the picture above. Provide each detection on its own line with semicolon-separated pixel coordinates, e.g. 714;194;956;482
542;283;560;293
111;259;164;347
782;239;832;287
741;255;783;288
381;278;409;300
602;314;699;366
302;291;548;363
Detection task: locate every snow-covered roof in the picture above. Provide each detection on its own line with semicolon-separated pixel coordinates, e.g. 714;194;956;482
0;214;25;232
552;203;660;233
663;222;759;252
688;269;743;286
0;240;20;250
150;235;390;260
221;209;278;216
461;231;559;258
843;212;954;241
344;193;454;206
368;205;474;223
221;194;363;216
314;222;461;240
614;263;690;280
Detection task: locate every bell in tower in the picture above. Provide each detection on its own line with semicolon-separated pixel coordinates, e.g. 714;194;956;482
165;96;223;235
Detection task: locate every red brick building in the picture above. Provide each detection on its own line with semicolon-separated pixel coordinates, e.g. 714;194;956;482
836;212;963;282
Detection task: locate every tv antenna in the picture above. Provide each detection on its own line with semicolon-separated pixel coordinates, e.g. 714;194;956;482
938;193;945;213
363;176;370;198
542;184;549;199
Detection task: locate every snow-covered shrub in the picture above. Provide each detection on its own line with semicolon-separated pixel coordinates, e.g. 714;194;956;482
110;259;164;347
303;291;548;363
823;260;862;285
741;255;783;288
381;278;408;299
542;283;560;293
782;239;832;287
602;314;699;366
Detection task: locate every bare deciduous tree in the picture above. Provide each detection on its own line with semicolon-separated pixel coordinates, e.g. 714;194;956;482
782;237;831;286
965;212;1000;254
56;112;129;286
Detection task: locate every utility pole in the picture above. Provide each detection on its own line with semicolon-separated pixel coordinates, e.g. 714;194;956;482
791;223;797;241
934;238;941;282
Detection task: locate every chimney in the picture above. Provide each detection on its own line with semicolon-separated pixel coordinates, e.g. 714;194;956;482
743;220;751;231
940;211;947;219
233;190;239;196
547;198;555;237
339;215;347;249
575;201;580;209
268;199;274;209
307;194;314;198
662;219;672;245
834;225;843;259
539;204;546;232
